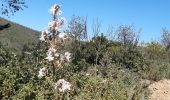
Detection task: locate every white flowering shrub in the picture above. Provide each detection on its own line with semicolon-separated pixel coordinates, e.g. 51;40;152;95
38;4;72;94
38;67;47;79
53;79;71;92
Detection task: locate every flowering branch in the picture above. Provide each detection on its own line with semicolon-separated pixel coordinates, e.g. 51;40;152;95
38;4;72;93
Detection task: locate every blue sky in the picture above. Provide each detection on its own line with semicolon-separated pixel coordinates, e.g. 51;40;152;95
1;0;170;42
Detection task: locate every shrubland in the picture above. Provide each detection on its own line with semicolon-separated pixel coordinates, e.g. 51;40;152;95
1;3;170;100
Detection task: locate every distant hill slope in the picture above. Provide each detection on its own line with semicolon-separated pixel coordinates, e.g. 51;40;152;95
0;17;40;53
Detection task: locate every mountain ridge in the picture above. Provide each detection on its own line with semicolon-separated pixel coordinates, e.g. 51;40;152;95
0;17;40;53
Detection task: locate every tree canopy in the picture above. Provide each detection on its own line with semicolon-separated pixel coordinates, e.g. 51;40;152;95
1;0;27;16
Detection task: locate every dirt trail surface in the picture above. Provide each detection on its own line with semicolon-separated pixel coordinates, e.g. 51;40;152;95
148;79;170;100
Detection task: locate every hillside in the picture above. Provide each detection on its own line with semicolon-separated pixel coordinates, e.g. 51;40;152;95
0;17;39;53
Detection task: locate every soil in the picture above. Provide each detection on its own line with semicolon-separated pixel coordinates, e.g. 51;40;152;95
148;79;170;100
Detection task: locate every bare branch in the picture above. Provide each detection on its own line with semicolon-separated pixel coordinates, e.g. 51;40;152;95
1;0;27;16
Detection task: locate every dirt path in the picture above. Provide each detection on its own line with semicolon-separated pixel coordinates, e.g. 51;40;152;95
148;79;170;100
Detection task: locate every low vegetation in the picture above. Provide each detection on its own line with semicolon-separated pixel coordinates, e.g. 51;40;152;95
1;4;170;100
1;23;170;99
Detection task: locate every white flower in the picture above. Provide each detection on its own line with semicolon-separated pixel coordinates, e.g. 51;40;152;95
39;34;45;41
38;67;47;79
55;27;62;33
53;79;72;92
59;17;65;25
60;54;65;62
48;20;57;29
56;60;60;65
55;53;60;57
60;52;71;62
45;51;54;61
49;47;56;53
64;52;71;62
50;8;56;15
59;33;69;42
59;33;65;38
39;31;48;41
49;4;61;15
86;73;89;76
45;47;56;61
